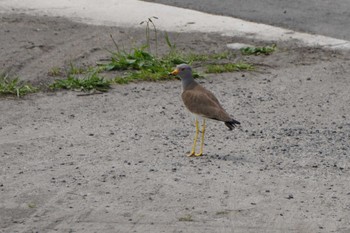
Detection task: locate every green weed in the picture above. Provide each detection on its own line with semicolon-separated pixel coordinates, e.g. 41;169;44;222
50;71;111;92
140;16;159;55
215;210;231;215
48;66;62;77
98;20;240;84
101;44;226;84
100;45;201;84
103;46;161;71
240;44;276;55
164;32;176;51
178;214;193;222
28;203;37;208
67;63;86;75
0;73;37;97
48;21;256;89
205;62;254;73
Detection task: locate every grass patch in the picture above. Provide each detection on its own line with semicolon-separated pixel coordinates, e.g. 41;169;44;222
48;66;62;77
205;62;254;73
50;71;111;92
100;46;245;83
178;214;193;222
101;46;175;84
45;20;257;92
0;73;37;97
67;63;86;75
240;44;276;55
28;203;37;208
1;21;259;96
96;24;237;84
103;46;163;71
215;210;231;215
100;46;206;84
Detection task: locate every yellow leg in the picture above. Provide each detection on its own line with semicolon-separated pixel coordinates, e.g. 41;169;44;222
195;119;206;156
188;119;199;157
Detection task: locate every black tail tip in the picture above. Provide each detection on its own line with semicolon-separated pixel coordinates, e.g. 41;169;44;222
225;119;241;130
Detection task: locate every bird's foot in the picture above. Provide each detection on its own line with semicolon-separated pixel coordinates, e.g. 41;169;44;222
187;151;196;157
194;152;203;157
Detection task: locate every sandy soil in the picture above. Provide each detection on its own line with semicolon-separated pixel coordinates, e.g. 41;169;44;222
1;13;350;233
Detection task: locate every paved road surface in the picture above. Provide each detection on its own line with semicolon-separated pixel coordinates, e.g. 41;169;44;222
2;0;349;50
143;0;350;40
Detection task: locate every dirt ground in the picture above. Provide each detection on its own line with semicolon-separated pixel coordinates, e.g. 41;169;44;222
1;13;350;233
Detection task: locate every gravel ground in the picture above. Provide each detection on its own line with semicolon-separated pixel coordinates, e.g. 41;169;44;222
1;13;350;233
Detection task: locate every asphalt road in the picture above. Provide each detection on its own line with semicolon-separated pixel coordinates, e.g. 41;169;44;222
142;0;350;41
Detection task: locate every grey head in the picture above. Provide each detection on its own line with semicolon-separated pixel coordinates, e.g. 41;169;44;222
171;64;195;89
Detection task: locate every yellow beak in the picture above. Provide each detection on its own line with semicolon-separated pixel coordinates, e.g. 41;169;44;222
171;68;179;75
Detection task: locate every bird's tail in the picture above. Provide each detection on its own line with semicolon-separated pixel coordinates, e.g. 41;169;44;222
225;119;241;130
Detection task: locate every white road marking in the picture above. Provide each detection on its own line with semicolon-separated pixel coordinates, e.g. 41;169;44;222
1;0;350;50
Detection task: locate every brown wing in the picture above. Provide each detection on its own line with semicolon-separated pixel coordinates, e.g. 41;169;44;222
197;85;221;106
182;85;232;122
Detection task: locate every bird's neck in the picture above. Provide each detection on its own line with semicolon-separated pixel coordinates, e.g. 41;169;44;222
181;77;196;90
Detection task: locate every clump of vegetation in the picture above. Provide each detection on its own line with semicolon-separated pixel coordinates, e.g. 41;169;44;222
178;214;194;222
215;210;231;215
205;62;254;73
0;73;37;97
48;66;62;77
96;17;241;84
240;44;276;55
140;16;159;55
102;45;206;84
67;62;86;75
2;19;263;96
100;41;234;84
27;203;37;208
45;18;258;92
50;71;111;92
103;46;164;71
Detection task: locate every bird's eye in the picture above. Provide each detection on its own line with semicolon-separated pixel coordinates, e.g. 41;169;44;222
181;68;185;71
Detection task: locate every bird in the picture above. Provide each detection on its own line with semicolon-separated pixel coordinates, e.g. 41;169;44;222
171;64;240;157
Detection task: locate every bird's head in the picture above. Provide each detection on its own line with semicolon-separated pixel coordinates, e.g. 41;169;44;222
171;64;193;80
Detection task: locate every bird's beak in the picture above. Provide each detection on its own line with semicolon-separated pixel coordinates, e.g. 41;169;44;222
170;68;179;75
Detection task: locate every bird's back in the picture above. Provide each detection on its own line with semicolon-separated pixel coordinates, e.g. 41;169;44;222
181;81;232;122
